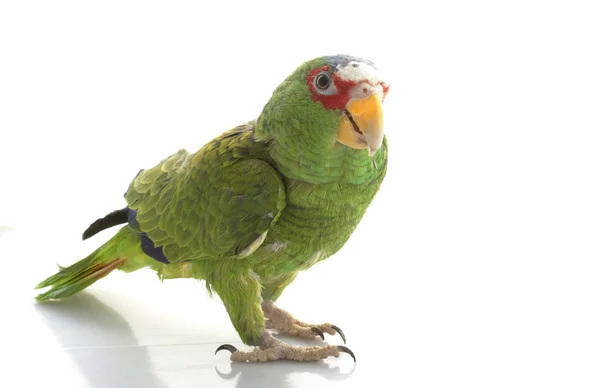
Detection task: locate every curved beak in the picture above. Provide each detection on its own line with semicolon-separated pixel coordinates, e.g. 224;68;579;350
337;93;384;157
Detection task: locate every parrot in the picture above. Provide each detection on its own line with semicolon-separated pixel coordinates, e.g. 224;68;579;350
35;54;390;363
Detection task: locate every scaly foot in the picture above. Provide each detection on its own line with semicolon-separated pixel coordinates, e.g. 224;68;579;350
261;300;346;343
215;332;355;363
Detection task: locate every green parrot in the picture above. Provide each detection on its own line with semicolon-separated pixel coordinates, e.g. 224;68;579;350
35;54;390;362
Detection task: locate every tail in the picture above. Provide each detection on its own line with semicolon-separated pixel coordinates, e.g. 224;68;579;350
35;226;142;301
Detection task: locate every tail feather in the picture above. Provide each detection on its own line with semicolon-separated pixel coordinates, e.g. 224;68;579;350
35;226;141;301
82;207;129;240
35;258;126;301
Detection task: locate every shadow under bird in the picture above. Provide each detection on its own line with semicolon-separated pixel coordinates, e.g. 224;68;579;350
35;54;390;363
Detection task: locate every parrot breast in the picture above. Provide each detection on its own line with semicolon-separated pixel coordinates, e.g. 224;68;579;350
252;160;386;278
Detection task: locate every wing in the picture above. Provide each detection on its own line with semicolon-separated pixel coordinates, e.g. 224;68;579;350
124;123;286;263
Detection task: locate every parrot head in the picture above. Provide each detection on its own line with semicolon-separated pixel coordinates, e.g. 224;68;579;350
256;55;390;159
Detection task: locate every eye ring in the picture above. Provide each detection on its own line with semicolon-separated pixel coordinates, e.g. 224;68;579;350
314;73;331;90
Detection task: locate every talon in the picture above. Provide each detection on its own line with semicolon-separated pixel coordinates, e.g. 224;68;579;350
337;345;356;362
215;344;238;355
310;327;325;340
331;324;347;344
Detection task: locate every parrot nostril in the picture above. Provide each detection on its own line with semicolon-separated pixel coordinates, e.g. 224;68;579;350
363;88;368;94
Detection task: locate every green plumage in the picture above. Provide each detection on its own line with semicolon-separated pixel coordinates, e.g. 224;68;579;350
35;227;149;300
126;125;286;263
35;55;388;347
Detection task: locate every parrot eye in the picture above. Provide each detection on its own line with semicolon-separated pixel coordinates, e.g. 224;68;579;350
315;73;330;90
311;70;337;96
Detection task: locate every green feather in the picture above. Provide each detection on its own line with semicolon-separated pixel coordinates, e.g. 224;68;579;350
35;227;151;301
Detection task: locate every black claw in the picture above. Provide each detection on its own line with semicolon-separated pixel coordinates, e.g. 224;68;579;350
310;327;325;340
337;345;356;362
331;324;347;344
215;344;238;355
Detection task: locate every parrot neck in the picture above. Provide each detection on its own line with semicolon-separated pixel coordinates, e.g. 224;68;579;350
264;131;388;185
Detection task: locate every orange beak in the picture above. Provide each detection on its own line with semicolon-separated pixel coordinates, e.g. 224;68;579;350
337;93;384;157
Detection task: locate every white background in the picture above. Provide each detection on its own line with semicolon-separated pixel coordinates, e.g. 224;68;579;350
1;1;599;387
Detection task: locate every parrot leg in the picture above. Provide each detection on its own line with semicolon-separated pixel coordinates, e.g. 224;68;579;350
209;267;266;348
214;271;354;362
261;300;346;343
216;330;355;363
